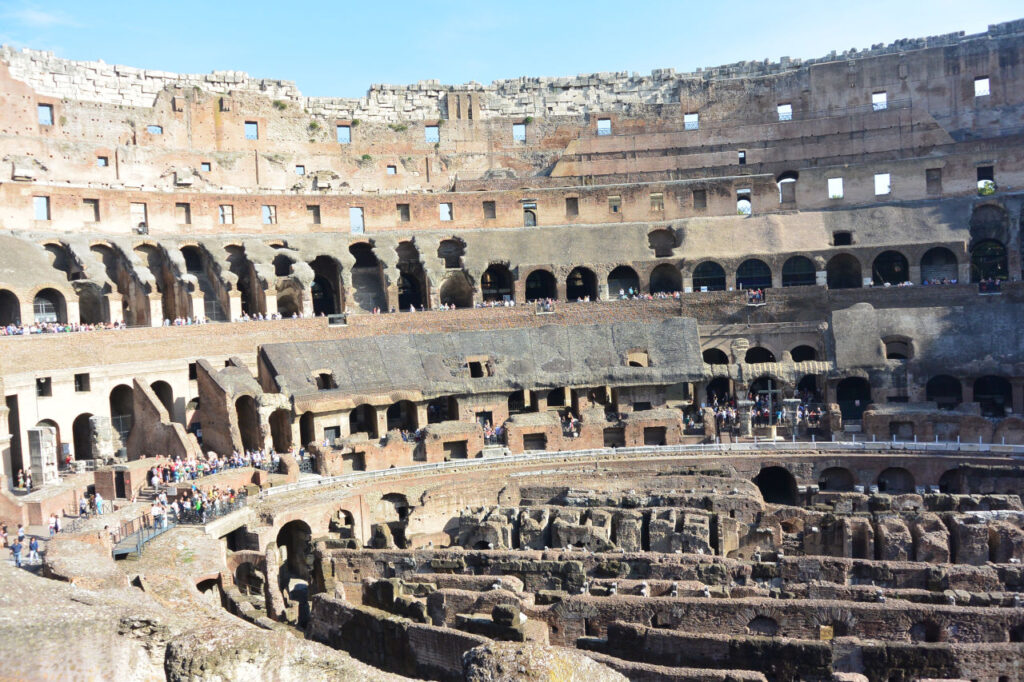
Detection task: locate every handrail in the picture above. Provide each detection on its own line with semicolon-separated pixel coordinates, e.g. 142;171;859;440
259;439;1024;500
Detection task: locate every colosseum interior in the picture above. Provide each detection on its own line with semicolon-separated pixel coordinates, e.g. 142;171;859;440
1;17;1023;682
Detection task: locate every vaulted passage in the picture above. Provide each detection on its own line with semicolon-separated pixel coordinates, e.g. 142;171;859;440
608;266;640;296
692;262;726;291
235;395;261;451
525;270;556;301
565;267;597;300
755;467;797;506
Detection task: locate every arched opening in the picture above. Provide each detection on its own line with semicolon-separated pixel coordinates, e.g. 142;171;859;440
396;241;428;312
872;250;909;286
225;245;262;317
736;259;772;290
790;345;817;362
44;242;84;281
180;245;203;274
439;273;474;308
0;289;20;326
437;239;466;269
926;375;962;410
974;375;1012;418
427;396;458;423
376;493;410;548
608;266;640;296
797;375;822;401
909;621;944;643
747;616;780;636
745;347;776;364
72;413;94;460
109;384;134;456
33;288;67;324
971;240;1008;282
35;419;61;458
276;519;313;583
565;267;597;300
525;270;556;301
702;348;729;365
649;264;682;294
309;255;343;316
836;377;871;420
920;247;958;283
150;381;173;416
754;466;797;505
938;469;961;494
270;408;292;452
647;229;675;258
776;170;799;204
877;467;915;494
481;264;514;302
819;467;854;492
349;404;378;439
76;285;105;325
299;411;315;447
883;338;912;360
330;509;356;539
826;254;862;290
397;273;425;312
692;261;726;291
349;243;386;312
706;377;732;403
781;256;816;287
386;400;418;431
235;395;261;451
523;209;537;227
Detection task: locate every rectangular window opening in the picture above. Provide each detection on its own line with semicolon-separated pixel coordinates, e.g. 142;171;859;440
827;177;844;199
307;205;321;225
833;231;853;246
386;165;397;175
439;202;453;221
650;192;664;212
512;123;526;142
83;199;100;223
261;205;277;225
468;361;484;378
738;150;746;165
777;103;793;121
977;165;995;194
684;112;699;130
974;77;990;98
295;164;305;175
425;125;440;143
397;203;410;222
96;156;109;167
33;196;50;221
175;202;191;225
482;201;496;219
608;196;621;214
36;377;52;397
130;202;148;229
872;92;888;111
188;362;198;380
147;125;163;135
736;189;751;216
874;173;891;196
336;124;351;144
37;104;53;126
74;373;91;393
349;207;365;234
200;161;212;172
925;168;942;195
596;118;611;136
218;204;234;225
693;189;707;210
244;121;259;140
565;197;579;218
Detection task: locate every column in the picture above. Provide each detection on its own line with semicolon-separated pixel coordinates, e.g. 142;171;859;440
962;380;974;404
148;297;163;326
736;400;754;437
106;292;124;325
1011;379;1024;416
229;292;244;321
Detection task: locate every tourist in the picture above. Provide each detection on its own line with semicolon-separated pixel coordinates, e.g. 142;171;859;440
10;537;22;568
95;492;105;515
28;536;39;564
48;514;56;537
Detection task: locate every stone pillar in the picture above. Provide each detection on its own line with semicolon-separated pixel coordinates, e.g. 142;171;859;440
190;293;204;320
815;271;828;287
694;381;707;408
725;272;738;292
301;289;314;317
783;398;801;434
89;416;118;462
0;394;10;484
908;264;922;285
736;400;754;437
148;297;163;327
27;427;59;488
65;298;81;325
106;292;124;325
771;270;783;289
1011;379;1024;416
682;275;694;293
513;277;526;305
962;380;974;404
376;409;389;437
264;543;286;621
958;261;971;284
416;404;429;429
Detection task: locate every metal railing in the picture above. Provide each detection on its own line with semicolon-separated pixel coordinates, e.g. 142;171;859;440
259;438;1024;500
176;495;249;526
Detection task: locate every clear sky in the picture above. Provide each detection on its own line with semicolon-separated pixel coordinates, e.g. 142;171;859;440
0;1;1021;97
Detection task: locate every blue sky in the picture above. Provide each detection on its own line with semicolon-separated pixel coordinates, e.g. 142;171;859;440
1;1;1021;97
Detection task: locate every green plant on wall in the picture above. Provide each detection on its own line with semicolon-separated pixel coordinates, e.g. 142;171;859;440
272;100;287;110
308;120;320;132
388;123;408;132
361;154;372;162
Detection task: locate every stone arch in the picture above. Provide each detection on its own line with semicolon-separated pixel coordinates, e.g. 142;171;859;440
72;413;94;460
974;375;1012;417
276;281;303;317
439;272;474;308
692;261;726;291
180;245;204;274
819;467;855;492
736;259;772;290
524;269;556;301
926;375;962;409
396;241;428;311
826;254;862;289
797;374;822;400
649;264;682;294
150;381;173;416
706;377;732;401
836;377;871;420
225;245;263;317
270;408;292;452
776;170;799;204
427;396;458;423
969;204;1009;244
781;256;816;287
754;466;797;505
33;288;67;324
350;404;378;439
481;264;514;302
565;267;597;300
437;238;466;269
647;229;676;258
386;400;418;431
607;266;640;296
745;347;776;364
0;289;20;326
309;255;343;316
702;348;729;365
970;239;1008;282
920;247;958;283
938;469;961;494
747;615;780;636
235;395;261;451
299;412;315;447
871;250;909;286
276;519;313;580
877;467;915;494
109;384;134;455
882;336;913;360
790;345;817;362
376;493;410;523
348;242;387;311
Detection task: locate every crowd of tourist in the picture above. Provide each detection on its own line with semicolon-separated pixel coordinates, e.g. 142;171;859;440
616;289;683;301
560;412;581;438
0;320;126;336
145;450;281;487
979;278;1003;293
921;278;958;286
233;311;297;322
2;524;40;567
746;289;766;304
13;469;33;491
162;316;210;326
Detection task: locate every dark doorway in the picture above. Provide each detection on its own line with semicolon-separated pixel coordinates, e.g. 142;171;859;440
754;467;797;505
